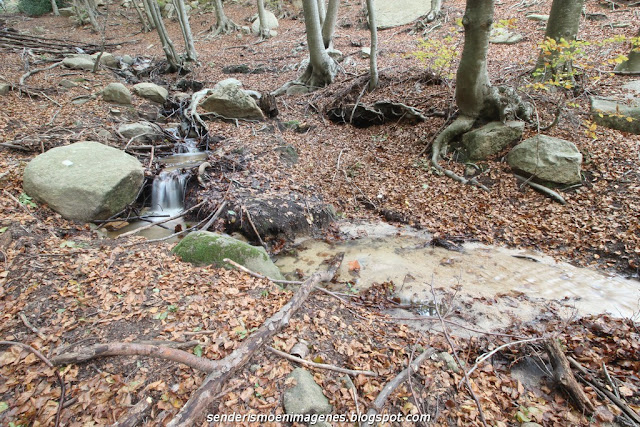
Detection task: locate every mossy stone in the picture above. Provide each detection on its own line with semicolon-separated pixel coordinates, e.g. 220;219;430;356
172;231;284;279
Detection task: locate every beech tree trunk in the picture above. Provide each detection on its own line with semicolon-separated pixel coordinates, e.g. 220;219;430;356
210;0;237;36
455;0;494;118
316;0;326;27
298;0;337;88
321;0;339;48
50;0;59;16
256;0;270;38
144;0;181;71
174;0;197;61
366;0;378;91
535;0;585;80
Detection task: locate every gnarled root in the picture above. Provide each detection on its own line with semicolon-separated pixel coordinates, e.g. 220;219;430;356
431;115;489;191
206;18;238;39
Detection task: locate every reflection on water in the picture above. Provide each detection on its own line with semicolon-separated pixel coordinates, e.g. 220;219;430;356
276;222;640;319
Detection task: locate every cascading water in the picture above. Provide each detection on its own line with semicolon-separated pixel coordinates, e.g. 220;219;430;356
150;169;190;216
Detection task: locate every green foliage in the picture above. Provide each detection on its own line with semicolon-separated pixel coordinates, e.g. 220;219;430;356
493;18;517;29
410;29;460;79
18;193;36;208
18;0;65;16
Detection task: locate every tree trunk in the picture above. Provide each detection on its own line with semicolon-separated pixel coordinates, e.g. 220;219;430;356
144;0;181;71
298;0;336;88
256;0;270;38
210;0;237;36
81;0;100;31
50;0;59;16
316;0;326;27
321;0;338;49
174;0;197;61
132;0;151;32
535;0;585;80
142;0;156;29
427;0;442;22
455;0;494;118
366;0;378;91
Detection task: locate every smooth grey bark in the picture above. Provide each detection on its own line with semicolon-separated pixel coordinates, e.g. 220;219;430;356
132;0;152;32
174;0;197;61
316;0;326;27
427;0;442;22
256;0;270;38
50;0;59;16
535;0;585;79
141;0;156;29
366;0;378;91
144;0;181;71
321;0;339;48
209;0;237;36
80;0;100;31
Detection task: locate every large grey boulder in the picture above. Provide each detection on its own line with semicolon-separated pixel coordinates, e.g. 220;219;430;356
251;10;279;34
0;84;11;95
63;54;95;71
102;83;132;104
58;7;75;16
591;88;640;134
507;135;582;185
172;231;283;279
23;141;144;222
374;0;432;29
91;52;119;68
199;80;265;120
118;122;160;142
462;121;524;160
283;368;332;416
490;28;523;44
133;82;169;103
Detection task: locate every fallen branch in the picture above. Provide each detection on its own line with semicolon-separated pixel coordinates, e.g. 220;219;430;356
200;200;227;231
545;338;595;414
19;312;47;341
0;341;65;427
364;347;437;426
110;396;154;427
167;261;343;426
515;174;566;205
0;142;30;151
19;61;63;85
464;336;545;381
568;356;640;424
51;341;216;372
267;346;377;377
117;201;205;239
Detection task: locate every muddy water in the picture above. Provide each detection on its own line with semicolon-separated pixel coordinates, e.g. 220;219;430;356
275;222;640;324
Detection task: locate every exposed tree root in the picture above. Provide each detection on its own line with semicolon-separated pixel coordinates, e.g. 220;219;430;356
206;18;238;39
267;346;377;377
430;115;489;191
514;174;566;205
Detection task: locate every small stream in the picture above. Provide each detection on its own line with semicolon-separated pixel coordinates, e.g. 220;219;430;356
275;222;640;329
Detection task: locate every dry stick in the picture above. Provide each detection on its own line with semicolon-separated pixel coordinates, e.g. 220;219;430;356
601;362;620;399
0;341;65;427
0;142;30;151
19;312;47;341
128;211;215;246
364;347;437;426
19;60;63;85
514;174;566;205
200;200;227;231
242;206;266;249
167;260;343;426
429;281;488;427
267;346;377;377
568;356;640;424
110;396;154;427
117;201;206;239
545;339;595;415
51;341;217;372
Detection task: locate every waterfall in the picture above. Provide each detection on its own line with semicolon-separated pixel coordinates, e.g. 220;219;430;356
150;169;190;216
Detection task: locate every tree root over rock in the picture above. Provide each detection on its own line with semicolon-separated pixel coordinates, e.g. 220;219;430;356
430;116;489;191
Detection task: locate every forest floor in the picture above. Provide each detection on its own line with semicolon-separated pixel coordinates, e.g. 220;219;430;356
1;0;639;426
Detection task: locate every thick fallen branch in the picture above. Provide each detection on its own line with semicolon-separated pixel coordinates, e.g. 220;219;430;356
364;347;437;426
167;261;342;426
0;341;65;427
267;345;377;377
110;396;154;427
545;338;595;415
51;341;217;372
117;201;205;239
568;356;640;424
515;174;566;205
19;61;63;86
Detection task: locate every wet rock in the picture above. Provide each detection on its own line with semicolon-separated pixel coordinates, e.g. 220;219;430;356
121;55;135;65
23;141;143;222
172;231;284;279
374;0;433;29
283;368;332;416
462;121;524;160
102;82;132;105
118;122;160;142
251;10;279;34
507;135;582;185
199;79;265;120
63;54;95;71
591;85;640;134
133;82;169;103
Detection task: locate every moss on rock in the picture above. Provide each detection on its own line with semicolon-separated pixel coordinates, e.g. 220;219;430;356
172;231;284;279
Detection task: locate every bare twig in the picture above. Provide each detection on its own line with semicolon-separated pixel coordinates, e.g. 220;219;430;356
242;206;266;249
514;174;566;205
19;312;47;341
117;201;206;239
200;200;227;232
0;341;65;427
267;346;377;376
19;61;63;85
